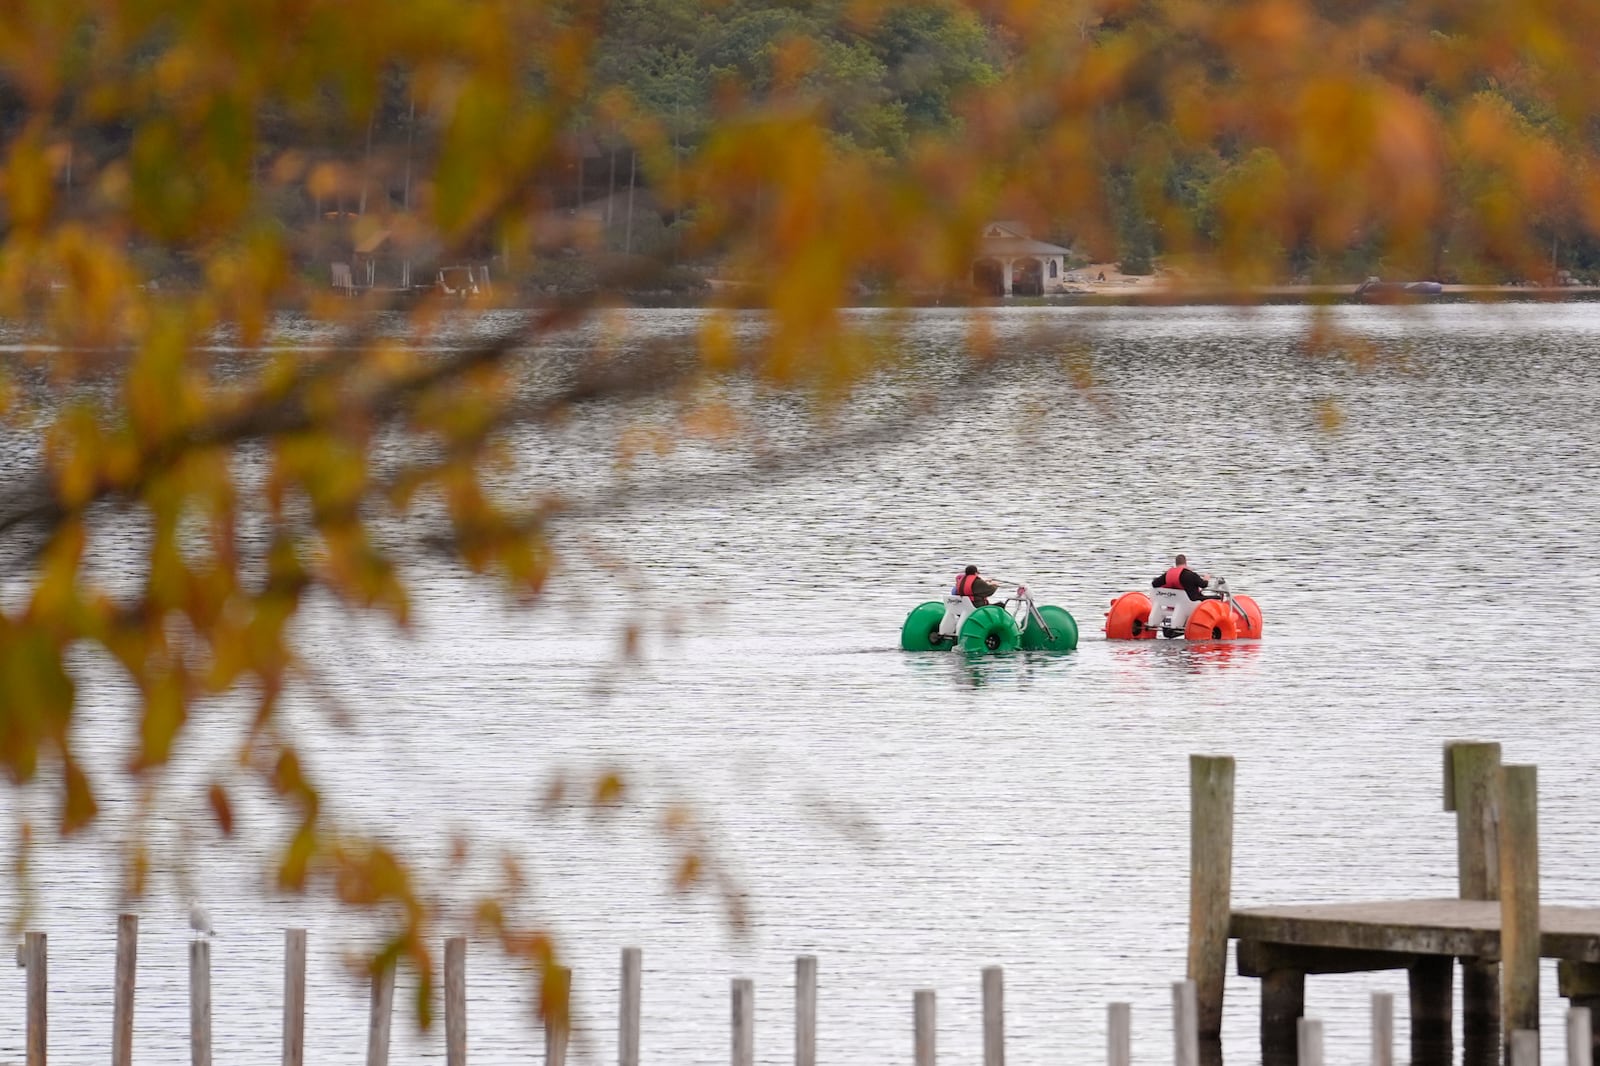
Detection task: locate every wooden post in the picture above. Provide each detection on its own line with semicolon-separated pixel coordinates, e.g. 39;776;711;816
1445;742;1504;895
1510;1030;1540;1066
982;966;1004;1066
732;978;754;1066
1501;765;1540;1054
1410;955;1455;1066
1173;980;1200;1066
113;915;137;1066
445;937;466;1066
26;932;46;1066
1569;1008;1593;1066
621;947;641;1066
367;959;395;1066
1108;1002;1131;1066
283;929;306;1066
914;989;936;1066
1447;741;1504;1065
191;940;211;1066
796;956;816;1066
1297;1018;1325;1066
1372;991;1394;1066
1259;966;1305;1066
545;966;571;1066
1188;754;1235;1039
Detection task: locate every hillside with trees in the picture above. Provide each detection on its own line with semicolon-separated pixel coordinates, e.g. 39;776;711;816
8;0;1596;296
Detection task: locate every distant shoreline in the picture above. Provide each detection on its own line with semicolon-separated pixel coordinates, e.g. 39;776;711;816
592;284;1600;311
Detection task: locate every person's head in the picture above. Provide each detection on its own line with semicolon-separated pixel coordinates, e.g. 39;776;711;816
964;564;979;576
1175;554;1187;567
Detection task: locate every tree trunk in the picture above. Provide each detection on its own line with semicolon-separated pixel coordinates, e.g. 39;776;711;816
403;96;416;212
359;110;374;215
624;149;636;255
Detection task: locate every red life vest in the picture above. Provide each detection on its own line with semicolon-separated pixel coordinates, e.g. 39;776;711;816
1162;566;1185;589
956;573;979;597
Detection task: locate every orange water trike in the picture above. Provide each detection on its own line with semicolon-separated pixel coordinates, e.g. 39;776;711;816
1104;576;1262;641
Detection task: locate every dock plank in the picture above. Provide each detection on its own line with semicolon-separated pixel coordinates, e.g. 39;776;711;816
1230;900;1600;963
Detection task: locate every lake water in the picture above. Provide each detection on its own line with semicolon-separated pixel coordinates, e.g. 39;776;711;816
2;303;1599;1065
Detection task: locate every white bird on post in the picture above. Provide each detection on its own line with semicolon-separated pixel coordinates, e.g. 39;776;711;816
188;902;214;941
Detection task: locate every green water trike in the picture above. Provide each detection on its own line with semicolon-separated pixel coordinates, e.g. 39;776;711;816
900;584;1078;655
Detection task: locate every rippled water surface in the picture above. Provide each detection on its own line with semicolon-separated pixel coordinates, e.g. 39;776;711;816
3;304;1599;1065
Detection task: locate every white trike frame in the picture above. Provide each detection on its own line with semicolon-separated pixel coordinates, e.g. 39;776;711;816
1144;576;1251;638
938;585;1058;644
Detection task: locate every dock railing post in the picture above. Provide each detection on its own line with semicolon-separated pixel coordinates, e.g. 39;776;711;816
1174;980;1200;1066
367;958;394;1066
982;966;1004;1066
1569;1007;1593;1066
26;932;46;1066
1108;1002;1131;1066
1446;740;1504;1062
914;989;936;1066
113;914;137;1066
1501;765;1540;1056
621;947;641;1066
191;939;211;1066
732;978;755;1066
445;936;466;1066
1372;991;1394;1066
283;929;306;1066
1298;1017;1326;1066
1188;754;1235;1040
795;955;816;1066
1510;1029;1539;1066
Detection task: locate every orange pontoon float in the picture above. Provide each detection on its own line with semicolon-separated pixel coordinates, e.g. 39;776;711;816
1104;576;1262;641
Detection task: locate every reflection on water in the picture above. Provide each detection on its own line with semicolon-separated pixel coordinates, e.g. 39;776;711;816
1108;638;1266;675
947;643;1075;685
3;304;1599;1066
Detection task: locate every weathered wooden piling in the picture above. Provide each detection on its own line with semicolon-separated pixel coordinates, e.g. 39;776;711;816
982;966;1005;1066
545;965;571;1066
914;989;936;1066
366;959;394;1066
1187;754;1235;1039
621;946;642;1066
27;931;47;1066
1107;1002;1131;1066
283;929;307;1066
796;955;817;1066
1409;954;1454;1066
1569;1007;1593;1066
190;940;211;1066
1446;740;1504;1065
445;936;467;1066
1501;765;1540;1052
113;914;137;1066
1173;980;1200;1066
732;978;755;1066
1371;991;1394;1066
1258;964;1304;1065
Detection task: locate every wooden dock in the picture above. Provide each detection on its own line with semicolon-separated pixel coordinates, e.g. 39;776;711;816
1189;742;1600;1066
